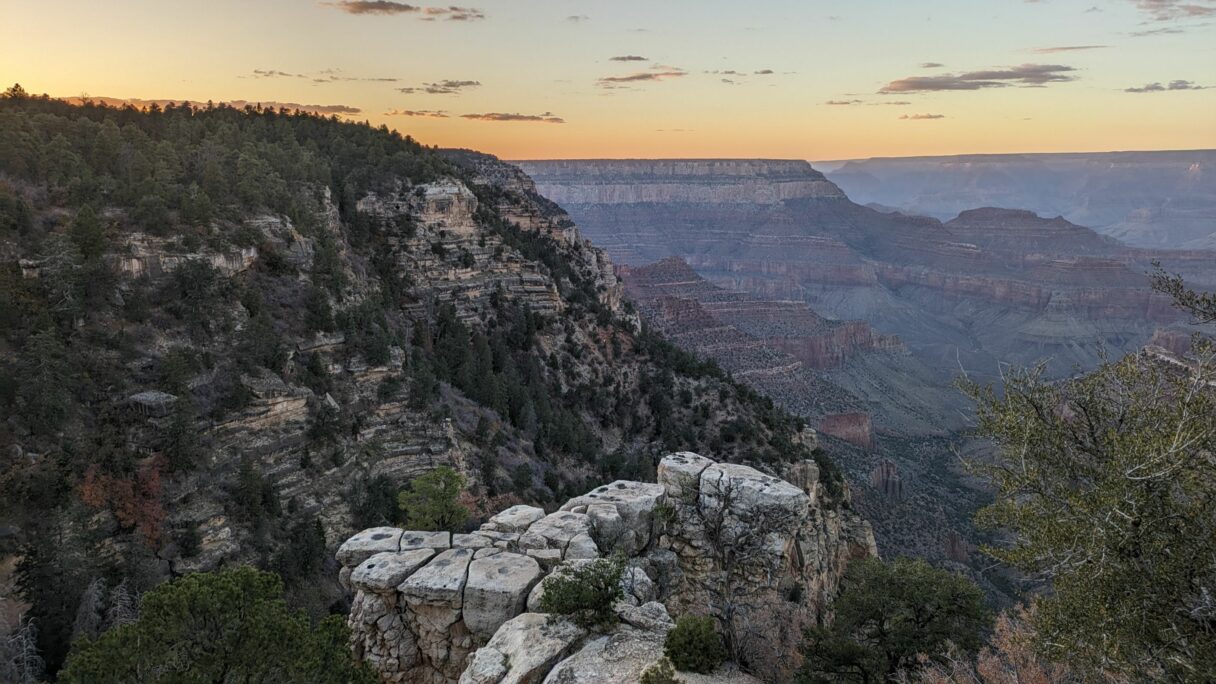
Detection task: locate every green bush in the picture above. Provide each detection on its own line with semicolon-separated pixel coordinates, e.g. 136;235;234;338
398;466;470;532
60;566;375;683
664;615;726;674
640;657;683;684
538;556;625;629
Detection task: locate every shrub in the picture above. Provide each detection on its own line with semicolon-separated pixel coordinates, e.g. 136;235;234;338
538;556;625;629
60;566;375;683
796;557;990;683
398;466;470;532
640;657;683;684
665;615;726;674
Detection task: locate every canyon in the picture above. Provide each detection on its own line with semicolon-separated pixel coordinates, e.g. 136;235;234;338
818;150;1216;250
516;158;1215;599
517;159;1214;385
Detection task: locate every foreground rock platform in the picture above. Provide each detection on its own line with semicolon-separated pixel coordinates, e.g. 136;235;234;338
337;451;875;683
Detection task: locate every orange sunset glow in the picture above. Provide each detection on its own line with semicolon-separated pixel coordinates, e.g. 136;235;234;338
2;0;1214;160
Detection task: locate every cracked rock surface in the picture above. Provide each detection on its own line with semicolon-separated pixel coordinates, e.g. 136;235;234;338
337;451;875;683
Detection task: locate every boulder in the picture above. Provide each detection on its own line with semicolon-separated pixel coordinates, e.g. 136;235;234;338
540;626;662;684
400;548;475;607
617;601;674;632
463;553;543;640
400;530;452;551
699;462;809;546
400;548;477;680
473;613;586;684
526;548;563;570
483;505;546;533
337;527;403;566
458;647;508;684
564;533;599;560
561;481;666;555
473;529;521;550
583;504;624;549
351;549;435;592
454;533;493;549
619;566;656;604
518;511;592;553
657;452;714;500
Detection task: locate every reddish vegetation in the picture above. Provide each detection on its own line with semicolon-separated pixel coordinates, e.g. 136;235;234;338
818;413;874;449
79;459;166;548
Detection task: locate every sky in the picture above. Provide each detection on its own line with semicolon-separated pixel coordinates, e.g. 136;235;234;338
2;0;1214;160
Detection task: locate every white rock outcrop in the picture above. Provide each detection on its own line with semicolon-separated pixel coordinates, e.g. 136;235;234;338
336;452;875;683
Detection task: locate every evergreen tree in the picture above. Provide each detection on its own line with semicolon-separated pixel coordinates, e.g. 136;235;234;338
797;557;990;684
398;466;470;532
60;566;375;683
959;272;1216;680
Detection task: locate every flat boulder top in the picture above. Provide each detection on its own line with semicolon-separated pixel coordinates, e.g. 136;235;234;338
337;527;404;566
519;511;592;551
482;613;587;683
399;548;475;605
700;462;809;514
657;452;716;495
400;530;452;551
464;553;544;639
453;533;494;549
483;505;547;533
561;480;666;514
466;552;542;589
351;549;436;592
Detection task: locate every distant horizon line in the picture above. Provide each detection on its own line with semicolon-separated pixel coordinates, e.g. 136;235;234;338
510;148;1216;165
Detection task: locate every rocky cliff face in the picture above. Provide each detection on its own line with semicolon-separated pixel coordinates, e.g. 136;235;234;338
617;257;963;437
517;159;1213;382
337;452;875;684
515;158;1212;602
520;160;845;206
5;143;857;629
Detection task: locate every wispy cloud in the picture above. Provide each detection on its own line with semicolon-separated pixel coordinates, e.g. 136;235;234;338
1129;0;1216;21
598;67;688;87
920;62;944;68
566;14;589;23
385;108;450;117
900;113;946;120
880;63;1077;92
251;69;306;79
1129;25;1190;35
1125;79;1207;92
1032;45;1107;53
460;111;565;123
324;2;484;20
610;55;648;62
825;99;863;105
247;68;399;83
754;69;774;75
397;79;481;94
